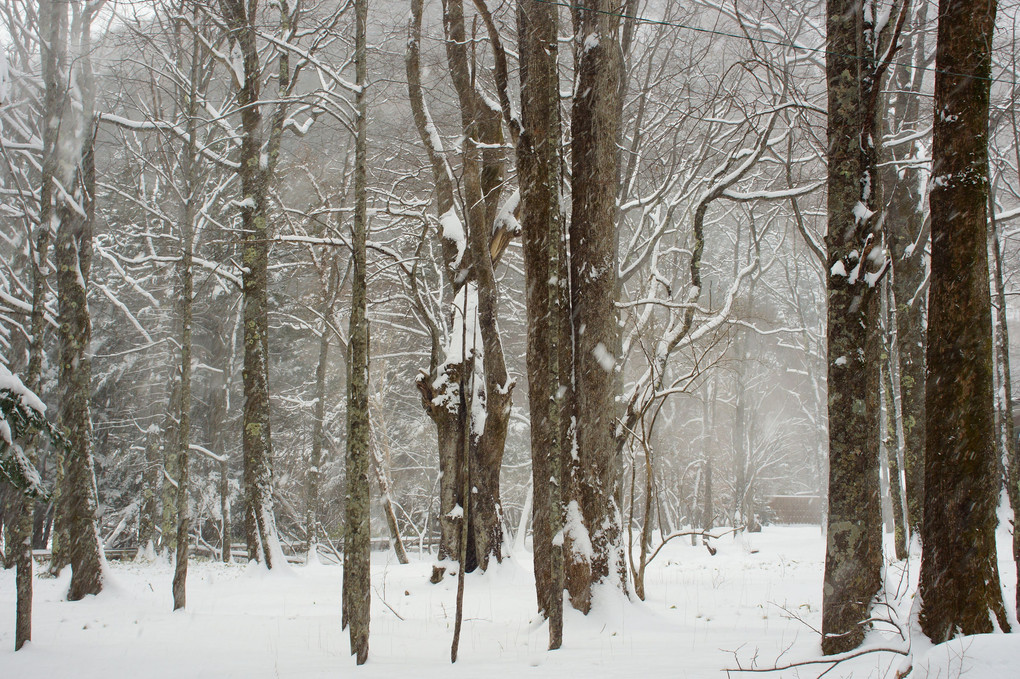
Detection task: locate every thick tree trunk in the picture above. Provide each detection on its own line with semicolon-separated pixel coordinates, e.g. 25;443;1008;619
568;0;626;610
408;0;513;579
821;0;887;654
519;0;564;646
58;4;103;595
919;0;1008;640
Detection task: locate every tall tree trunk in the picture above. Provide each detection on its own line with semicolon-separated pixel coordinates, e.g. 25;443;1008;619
568;0;626;611
919;0;1008;641
342;0;370;661
172;55;198;606
219;0;281;568
58;0;103;599
442;0;513;575
881;8;929;537
519;0;564;646
57;120;103;601
15;0;66;646
990;192;1019;616
408;0;513;578
821;0;891;655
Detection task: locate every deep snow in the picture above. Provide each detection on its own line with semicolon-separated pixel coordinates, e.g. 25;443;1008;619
2;525;1019;677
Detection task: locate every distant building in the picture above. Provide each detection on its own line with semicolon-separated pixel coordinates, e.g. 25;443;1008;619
765;495;823;525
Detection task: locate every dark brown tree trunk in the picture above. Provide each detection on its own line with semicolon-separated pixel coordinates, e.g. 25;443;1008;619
342;0;370;661
172;18;202;609
519;0;564;647
568;0;626;611
59;2;103;597
919;0;1008;640
821;0;890;654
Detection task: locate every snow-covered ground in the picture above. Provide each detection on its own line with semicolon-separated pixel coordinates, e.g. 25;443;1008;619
2;525;1019;677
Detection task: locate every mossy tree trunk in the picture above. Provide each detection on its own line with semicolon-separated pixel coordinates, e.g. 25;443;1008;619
219;0;281;568
821;0;905;655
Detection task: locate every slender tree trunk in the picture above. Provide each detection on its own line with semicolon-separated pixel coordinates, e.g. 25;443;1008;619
990;192;1020;616
733;362;748;529
160;377;180;553
519;0;564;645
172;20;201;608
881;342;907;560
306;319;330;556
369;417;409;565
919;0;1008;641
342;0;370;661
702;380;715;531
881;9;929;537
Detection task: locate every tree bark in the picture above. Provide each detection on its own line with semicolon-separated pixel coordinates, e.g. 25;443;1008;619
568;0;626;610
218;0;280;568
342;0;370;661
821;0;891;654
519;0;564;647
919;0;1008;640
408;0;514;577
